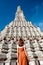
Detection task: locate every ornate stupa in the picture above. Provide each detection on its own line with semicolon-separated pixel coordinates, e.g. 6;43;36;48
0;6;43;65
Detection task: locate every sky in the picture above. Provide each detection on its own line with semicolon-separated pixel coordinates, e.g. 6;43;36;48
0;0;43;31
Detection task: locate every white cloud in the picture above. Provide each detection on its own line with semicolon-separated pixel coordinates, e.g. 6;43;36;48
38;22;43;31
39;22;43;27
33;21;43;31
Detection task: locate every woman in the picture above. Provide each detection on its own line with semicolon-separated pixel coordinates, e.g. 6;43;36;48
17;37;29;65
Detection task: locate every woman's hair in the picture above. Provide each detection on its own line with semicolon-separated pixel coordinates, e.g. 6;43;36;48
18;37;24;46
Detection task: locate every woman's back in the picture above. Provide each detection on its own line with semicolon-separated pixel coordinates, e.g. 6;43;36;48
17;37;29;65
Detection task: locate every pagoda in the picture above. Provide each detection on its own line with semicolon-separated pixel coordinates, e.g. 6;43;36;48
0;6;43;65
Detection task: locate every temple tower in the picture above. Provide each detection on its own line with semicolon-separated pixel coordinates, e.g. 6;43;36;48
0;6;43;65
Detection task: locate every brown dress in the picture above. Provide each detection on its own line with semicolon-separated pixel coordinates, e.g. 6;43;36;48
17;45;29;65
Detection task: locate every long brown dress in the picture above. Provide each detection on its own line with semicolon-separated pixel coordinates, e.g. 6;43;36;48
17;44;29;65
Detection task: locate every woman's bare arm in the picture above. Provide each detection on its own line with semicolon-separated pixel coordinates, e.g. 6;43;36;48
24;45;30;61
17;44;18;58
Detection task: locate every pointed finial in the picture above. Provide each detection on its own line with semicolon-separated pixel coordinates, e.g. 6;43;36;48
17;6;21;12
15;5;25;21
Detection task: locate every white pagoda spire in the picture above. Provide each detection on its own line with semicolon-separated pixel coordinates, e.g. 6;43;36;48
15;6;25;21
17;6;21;12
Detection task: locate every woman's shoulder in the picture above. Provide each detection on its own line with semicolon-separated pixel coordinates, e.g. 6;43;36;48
17;44;19;48
17;44;25;48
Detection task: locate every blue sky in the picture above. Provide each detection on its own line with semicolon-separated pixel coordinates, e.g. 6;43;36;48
0;0;43;31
